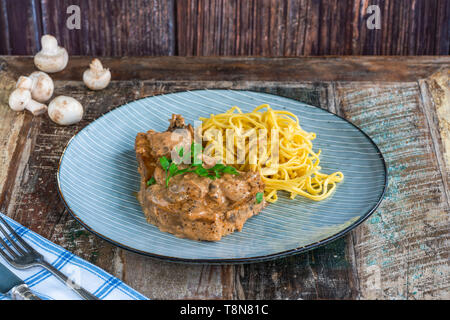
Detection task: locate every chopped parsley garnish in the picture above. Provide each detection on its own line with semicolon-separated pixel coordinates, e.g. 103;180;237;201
256;192;264;204
158;143;239;187
159;156;170;170
146;177;156;186
177;146;184;157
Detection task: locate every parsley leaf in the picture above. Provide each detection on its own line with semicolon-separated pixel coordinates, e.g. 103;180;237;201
223;166;239;175
169;162;178;175
191;142;206;164
146;177;156;186
194;166;209;177
256;192;264;204
159;142;241;187
211;163;226;171
159;156;170;170
166;162;179;187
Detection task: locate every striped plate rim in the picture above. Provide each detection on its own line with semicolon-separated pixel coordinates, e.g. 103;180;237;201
56;89;388;264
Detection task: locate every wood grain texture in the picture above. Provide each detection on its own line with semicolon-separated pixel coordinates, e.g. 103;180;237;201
176;0;450;56
0;0;449;56
335;82;449;299
0;56;448;299
40;0;175;56
423;69;450;174
0;61;25;198
2;56;449;82
0;0;42;55
0;0;175;56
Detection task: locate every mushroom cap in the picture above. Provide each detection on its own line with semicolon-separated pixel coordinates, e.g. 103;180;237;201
28;71;54;103
34;48;68;73
83;59;111;90
9;88;31;111
83;69;111;90
48;96;83;126
16;76;33;90
34;35;69;73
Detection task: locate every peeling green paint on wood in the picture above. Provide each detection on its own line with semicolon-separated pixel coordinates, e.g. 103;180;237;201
336;82;449;299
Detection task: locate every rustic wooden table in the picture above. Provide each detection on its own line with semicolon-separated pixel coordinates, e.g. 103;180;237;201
0;56;448;299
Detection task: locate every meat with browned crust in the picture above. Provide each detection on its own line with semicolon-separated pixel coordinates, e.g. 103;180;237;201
134;114;266;241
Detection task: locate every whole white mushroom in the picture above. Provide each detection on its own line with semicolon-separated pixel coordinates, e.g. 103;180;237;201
28;71;54;103
8;88;47;115
48;96;83;126
34;35;69;73
83;58;111;90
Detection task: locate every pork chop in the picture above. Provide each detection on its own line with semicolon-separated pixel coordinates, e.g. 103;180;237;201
134;114;266;241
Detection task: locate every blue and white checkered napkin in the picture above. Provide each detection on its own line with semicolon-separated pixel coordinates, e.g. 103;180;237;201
0;213;148;300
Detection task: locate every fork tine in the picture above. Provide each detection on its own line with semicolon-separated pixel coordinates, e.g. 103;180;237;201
0;246;14;264
0;236;19;260
0;223;27;255
0;215;34;252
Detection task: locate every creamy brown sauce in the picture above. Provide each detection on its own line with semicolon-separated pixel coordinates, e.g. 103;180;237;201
135;115;266;241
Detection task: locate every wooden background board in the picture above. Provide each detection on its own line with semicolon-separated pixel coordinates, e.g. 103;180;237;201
0;56;448;299
0;0;449;56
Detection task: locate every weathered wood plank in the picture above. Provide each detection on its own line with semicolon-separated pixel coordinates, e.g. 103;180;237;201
0;0;449;56
418;77;450;205
0;61;25;201
176;0;450;56
422;69;450;175
121;252;225;299
238;238;359;299
2;56;449;83
40;0;175;56
0;0;42;55
335;82;449;299
0;0;10;55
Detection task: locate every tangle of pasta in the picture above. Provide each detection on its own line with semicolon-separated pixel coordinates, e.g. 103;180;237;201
200;104;344;203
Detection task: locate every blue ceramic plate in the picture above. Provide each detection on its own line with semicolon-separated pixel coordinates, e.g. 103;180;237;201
57;90;387;263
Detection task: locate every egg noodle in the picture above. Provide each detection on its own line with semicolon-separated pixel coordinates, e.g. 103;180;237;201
200;104;344;203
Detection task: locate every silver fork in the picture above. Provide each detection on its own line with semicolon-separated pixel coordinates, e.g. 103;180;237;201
0;215;98;300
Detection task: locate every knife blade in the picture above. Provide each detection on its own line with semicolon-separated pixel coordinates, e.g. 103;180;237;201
0;262;41;300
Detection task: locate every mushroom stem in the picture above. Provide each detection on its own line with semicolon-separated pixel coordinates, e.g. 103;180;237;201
26;100;47;116
90;59;104;72
41;35;59;55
